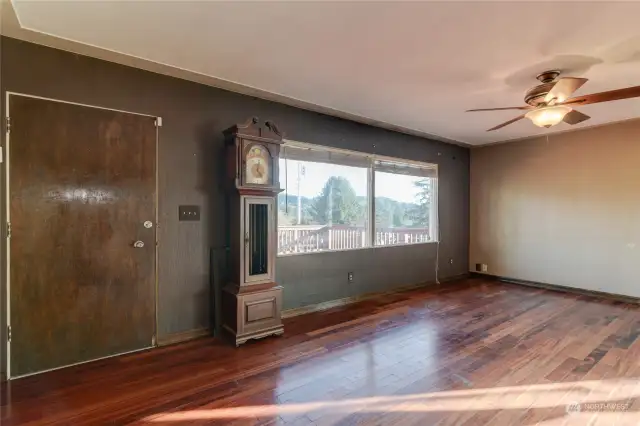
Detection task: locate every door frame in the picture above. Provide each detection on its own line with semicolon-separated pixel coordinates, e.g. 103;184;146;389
4;92;161;379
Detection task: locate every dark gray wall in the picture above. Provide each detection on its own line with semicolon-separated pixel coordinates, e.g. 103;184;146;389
0;36;469;375
280;244;440;309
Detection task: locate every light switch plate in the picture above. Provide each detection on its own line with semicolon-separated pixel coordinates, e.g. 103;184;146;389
179;205;200;221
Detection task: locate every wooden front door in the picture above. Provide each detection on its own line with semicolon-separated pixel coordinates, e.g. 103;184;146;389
8;95;157;377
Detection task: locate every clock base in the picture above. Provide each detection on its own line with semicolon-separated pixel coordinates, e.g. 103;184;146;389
222;283;284;347
224;324;284;347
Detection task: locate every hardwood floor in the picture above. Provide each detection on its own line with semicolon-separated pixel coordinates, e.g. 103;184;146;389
1;277;639;425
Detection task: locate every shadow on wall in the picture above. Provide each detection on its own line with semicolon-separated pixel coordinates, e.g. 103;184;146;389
197;119;229;336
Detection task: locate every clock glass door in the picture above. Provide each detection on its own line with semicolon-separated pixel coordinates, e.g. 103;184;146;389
244;197;274;283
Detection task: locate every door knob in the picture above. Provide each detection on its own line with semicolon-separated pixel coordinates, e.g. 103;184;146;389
134;240;145;248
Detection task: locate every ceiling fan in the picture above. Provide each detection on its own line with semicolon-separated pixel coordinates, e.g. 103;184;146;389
467;70;640;131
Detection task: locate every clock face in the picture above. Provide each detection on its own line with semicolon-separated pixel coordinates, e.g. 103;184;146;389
245;145;270;185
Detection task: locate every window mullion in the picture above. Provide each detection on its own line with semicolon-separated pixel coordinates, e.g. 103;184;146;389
368;163;375;248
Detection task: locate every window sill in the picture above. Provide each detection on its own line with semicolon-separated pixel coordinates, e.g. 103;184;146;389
372;240;439;249
277;240;438;258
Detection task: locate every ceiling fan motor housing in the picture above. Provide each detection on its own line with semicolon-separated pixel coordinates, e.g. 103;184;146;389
525;83;555;106
524;70;562;106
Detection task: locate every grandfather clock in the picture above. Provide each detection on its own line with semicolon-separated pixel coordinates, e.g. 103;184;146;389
222;117;284;346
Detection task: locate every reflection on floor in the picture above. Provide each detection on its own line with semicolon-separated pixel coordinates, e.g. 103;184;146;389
2;277;639;425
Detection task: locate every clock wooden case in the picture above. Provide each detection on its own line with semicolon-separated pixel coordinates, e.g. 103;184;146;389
222;117;284;346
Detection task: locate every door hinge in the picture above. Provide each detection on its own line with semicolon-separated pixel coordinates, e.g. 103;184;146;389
5;116;10;135
155;117;163;127
7;326;11;343
6;222;11;239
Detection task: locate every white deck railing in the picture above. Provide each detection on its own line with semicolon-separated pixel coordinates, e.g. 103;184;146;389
278;225;430;254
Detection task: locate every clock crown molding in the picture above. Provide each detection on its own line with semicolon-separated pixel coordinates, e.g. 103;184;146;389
224;116;284;143
224;116;284;193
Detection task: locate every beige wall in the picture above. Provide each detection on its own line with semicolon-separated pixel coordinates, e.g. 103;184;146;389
470;119;640;298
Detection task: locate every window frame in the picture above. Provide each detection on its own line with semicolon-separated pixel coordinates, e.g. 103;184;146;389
277;140;439;257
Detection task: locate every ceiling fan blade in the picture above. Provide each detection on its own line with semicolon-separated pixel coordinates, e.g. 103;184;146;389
487;114;526;131
562;85;640;106
545;77;588;103
467;106;532;112
563;109;591;125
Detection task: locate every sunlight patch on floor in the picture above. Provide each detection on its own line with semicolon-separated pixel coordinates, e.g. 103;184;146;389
142;378;638;421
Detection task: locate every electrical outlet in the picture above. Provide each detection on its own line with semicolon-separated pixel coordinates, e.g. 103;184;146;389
348;272;354;283
475;263;488;272
449;258;454;265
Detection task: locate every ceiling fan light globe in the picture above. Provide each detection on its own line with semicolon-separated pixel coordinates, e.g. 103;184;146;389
525;105;572;128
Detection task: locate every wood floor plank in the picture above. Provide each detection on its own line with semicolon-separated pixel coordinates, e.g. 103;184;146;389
2;277;639;426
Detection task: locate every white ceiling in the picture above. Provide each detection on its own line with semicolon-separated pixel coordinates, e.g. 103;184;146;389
4;1;640;146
